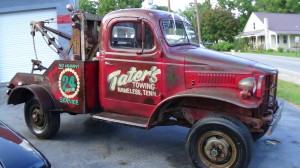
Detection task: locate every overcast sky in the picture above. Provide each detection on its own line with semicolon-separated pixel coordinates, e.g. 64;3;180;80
141;0;216;11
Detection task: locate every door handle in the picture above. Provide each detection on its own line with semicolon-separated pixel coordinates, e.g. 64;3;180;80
105;61;113;65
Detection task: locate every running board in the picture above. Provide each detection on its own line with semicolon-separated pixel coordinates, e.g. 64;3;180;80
92;112;148;128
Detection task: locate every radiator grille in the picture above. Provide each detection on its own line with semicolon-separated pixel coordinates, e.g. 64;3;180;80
263;74;278;112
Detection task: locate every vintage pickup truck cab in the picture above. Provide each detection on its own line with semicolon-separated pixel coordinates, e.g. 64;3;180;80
6;8;283;168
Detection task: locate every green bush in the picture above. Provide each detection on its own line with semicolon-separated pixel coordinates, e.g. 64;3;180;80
203;41;214;49
278;47;284;52
267;49;274;52
233;38;249;52
211;41;234;51
257;46;263;53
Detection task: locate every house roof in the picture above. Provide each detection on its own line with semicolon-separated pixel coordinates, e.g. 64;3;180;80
254;12;300;32
237;29;265;37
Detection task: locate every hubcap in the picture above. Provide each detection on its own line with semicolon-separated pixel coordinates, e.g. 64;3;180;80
198;131;237;167
204;137;230;162
31;107;45;128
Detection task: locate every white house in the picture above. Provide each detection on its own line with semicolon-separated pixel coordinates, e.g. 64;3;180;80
238;12;300;51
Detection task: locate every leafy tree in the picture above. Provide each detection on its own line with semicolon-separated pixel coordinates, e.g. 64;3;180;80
154;5;169;11
80;0;98;14
198;0;213;12
179;0;212;37
200;8;239;43
217;0;235;10
216;0;257;31
256;0;300;13
236;0;257;30
180;7;196;26
97;0;142;15
180;0;212;21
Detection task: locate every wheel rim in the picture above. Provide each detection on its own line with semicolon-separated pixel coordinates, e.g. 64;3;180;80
197;131;237;168
31;106;46;133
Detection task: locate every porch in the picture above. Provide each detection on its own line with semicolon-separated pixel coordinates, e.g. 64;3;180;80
238;30;300;51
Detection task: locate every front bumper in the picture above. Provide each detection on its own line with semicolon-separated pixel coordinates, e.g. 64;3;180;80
267;99;284;135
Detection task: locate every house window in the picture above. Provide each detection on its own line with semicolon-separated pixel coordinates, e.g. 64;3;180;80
277;36;280;44
253;23;255;30
283;35;287;44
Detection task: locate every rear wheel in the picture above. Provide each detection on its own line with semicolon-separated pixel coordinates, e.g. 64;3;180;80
24;98;60;139
186;115;253;168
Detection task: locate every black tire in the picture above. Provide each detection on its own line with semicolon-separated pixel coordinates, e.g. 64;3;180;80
24;98;60;139
186;115;253;168
251;125;269;141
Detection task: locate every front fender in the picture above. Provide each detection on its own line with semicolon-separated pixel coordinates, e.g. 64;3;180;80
7;84;56;111
162;88;260;109
148;88;261;127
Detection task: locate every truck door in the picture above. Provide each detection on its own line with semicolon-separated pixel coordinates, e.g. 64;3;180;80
100;18;162;118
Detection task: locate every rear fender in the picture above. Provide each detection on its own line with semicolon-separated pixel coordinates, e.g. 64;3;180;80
148;88;261;128
7;85;56;111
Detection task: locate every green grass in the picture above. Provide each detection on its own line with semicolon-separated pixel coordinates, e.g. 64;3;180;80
277;80;300;106
247;51;300;58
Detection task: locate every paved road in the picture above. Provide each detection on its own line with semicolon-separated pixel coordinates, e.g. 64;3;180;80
1;86;300;168
229;52;300;85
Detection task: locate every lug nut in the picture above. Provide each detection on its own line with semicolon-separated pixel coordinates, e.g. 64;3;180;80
219;145;223;149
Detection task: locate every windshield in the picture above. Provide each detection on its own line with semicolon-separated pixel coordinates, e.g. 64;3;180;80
161;20;199;46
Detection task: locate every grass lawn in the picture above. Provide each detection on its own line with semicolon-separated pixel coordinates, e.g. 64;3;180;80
247;51;300;58
277;79;300;106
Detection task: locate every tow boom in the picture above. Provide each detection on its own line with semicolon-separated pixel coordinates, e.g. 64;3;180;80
30;11;103;61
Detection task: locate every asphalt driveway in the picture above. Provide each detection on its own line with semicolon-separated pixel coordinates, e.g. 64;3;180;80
0;86;300;168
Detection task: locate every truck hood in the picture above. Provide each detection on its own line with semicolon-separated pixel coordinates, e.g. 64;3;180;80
185;47;277;75
184;47;277;88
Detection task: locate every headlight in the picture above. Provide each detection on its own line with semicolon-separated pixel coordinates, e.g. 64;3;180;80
18;81;24;86
238;77;257;94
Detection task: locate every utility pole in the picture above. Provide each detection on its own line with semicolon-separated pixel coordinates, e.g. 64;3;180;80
168;0;171;12
148;0;153;9
73;0;80;11
194;0;201;43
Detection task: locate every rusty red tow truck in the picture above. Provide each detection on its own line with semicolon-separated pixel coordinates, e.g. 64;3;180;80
6;7;283;168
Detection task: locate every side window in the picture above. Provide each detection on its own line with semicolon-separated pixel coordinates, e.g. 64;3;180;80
110;21;154;50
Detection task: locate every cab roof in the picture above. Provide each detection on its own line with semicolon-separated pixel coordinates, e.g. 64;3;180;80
102;8;185;24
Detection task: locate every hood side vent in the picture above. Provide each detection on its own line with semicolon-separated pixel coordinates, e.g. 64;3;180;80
186;73;243;88
198;74;236;85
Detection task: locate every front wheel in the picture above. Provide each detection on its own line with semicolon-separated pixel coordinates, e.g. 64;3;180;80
186;115;253;168
24;98;60;139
